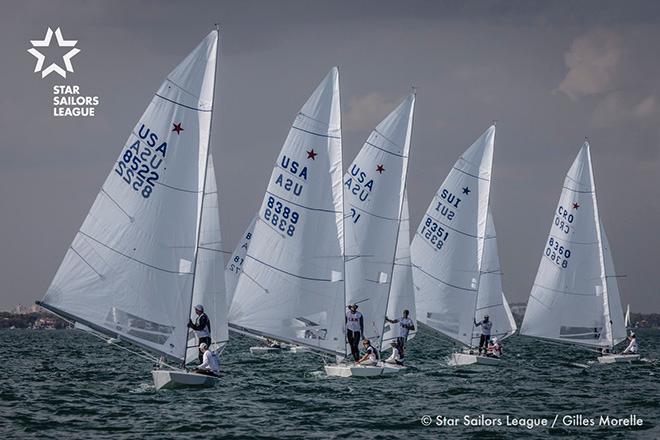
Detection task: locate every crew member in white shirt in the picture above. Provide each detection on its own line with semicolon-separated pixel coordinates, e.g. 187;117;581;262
357;339;379;366
385;309;415;359
384;340;403;365
474;315;492;355
622;333;638;354
195;342;220;377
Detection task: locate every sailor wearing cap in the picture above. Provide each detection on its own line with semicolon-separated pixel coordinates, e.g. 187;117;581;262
622;333;638;354
345;304;364;362
195;342;220;377
187;304;211;362
474;315;492;355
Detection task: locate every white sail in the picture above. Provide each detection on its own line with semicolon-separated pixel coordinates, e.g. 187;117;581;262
228;68;345;355
624;304;631;328
601;222;627;344
186;155;228;362
411;126;495;347
383;191;417;344
472;212;517;343
344;94;415;351
39;31;218;363
521;143;625;348
225;215;257;307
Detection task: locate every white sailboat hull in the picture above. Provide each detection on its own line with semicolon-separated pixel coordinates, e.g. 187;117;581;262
597;354;641;364
324;364;384;377
152;369;219;390
451;352;502;366
289;346;311;353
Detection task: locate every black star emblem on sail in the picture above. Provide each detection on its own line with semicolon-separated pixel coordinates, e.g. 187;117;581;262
572;202;580;209
462;186;471;195
172;122;184;134
376;164;385;174
307;149;317;160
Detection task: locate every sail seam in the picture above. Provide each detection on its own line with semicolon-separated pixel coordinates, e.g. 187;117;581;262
415;264;478;292
365;141;407;158
451;166;490;182
423;212;485;239
291;124;341;139
265;190;341;213
155;180;203;194
246;254;334;282
532;282;601;297
561;186;594;194
78;230;194;275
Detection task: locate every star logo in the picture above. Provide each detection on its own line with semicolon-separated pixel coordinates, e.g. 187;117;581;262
572;202;580;210
27;27;80;79
306;149;317;160
376;164;385;174
462;186;471;195
172;122;184;134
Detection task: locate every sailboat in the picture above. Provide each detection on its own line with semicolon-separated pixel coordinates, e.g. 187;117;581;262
383;191;417;345
37;30;224;390
520;142;636;364
325;93;416;377
228;68;347;360
411;126;517;366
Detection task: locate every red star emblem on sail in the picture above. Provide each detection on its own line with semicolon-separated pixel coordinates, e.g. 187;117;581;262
376;164;385;174
306;149;317;160
172;122;184;135
572;202;580;209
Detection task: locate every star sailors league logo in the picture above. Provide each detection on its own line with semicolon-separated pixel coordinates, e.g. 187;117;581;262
28;27;80;78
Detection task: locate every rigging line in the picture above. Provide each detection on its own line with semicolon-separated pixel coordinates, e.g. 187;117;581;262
69;245;104;279
347;203;400;221
423;212;483;239
77;230;193;275
155;180;202;194
561;185;594;194
290;124;340;140
154;92;212;113
451;165;490;182
238;269;270;293
100;186;134;222
364;140;407;158
197;245;231;254
265;190;341;213
415;260;478;292
245;253;333;282
564;173;593;189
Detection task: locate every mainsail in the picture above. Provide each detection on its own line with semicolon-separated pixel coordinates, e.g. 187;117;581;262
39;31;219;363
411;126;495;347
344;94;415;351
228;68;345;356
472;212;517;343
624;304;631;329
383;191;417;344
520;143;627;348
186;155;228;362
225;215;256;307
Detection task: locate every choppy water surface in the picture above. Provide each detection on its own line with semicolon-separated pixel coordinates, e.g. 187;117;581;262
1;327;658;439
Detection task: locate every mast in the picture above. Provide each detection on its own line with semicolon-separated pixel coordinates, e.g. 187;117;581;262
586;142;613;348
338;67;348;360
183;25;220;366
378;90;416;352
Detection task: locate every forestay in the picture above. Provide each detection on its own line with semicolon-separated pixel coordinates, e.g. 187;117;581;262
472;212;517;343
228;68;345;355
411;126;495;347
40;31;219;363
344;94;415;351
225;215;256;307
186;156;228;362
383;191;417;344
521;143;626;348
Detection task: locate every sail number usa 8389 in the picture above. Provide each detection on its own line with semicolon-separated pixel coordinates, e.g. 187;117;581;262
264;196;299;237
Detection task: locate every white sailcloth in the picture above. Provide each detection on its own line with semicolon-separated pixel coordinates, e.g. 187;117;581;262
383;191;417;344
225;215;257;307
411;126;495;347
186;155;228;362
228;68;345;355
344;94;415;351
624;304;631;328
520;143;626;348
472;212;517;343
40;31;218;363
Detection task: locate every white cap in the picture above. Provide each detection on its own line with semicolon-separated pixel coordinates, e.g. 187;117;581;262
194;304;204;312
199;342;208;350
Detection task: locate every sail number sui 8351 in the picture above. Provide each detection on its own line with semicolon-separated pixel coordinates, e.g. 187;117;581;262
264;196;299;237
420;216;449;250
545;237;572;268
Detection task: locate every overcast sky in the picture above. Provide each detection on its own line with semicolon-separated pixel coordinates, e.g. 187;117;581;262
1;0;659;312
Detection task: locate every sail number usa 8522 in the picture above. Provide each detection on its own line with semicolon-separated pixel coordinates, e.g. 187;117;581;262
264;196;299;237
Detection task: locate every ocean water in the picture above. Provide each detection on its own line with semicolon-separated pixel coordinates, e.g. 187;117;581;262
1;327;658;439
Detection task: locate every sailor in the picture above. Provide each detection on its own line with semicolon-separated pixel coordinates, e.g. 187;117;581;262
195;343;220;377
266;338;282;349
488;336;503;358
622;333;638;354
345;304;364;362
384;340;403;365
385;309;415;359
474;315;492;355
187;304;211;363
357;339;379;366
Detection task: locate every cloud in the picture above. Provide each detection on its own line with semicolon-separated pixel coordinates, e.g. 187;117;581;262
344;93;399;132
557;29;621;100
